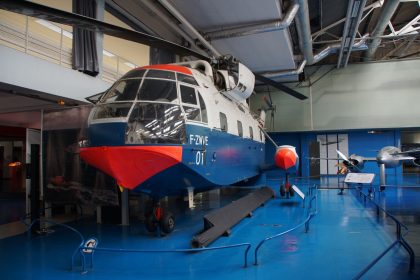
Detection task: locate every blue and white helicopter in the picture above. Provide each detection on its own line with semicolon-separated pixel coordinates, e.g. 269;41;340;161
79;58;301;233
0;0;307;234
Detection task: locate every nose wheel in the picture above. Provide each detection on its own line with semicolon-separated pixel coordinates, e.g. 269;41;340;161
280;173;294;198
145;201;175;235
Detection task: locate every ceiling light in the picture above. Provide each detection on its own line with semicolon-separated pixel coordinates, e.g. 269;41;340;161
103;50;115;57
35;19;73;39
124;62;136;69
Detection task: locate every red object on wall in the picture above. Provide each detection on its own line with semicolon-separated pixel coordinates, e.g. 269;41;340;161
80;146;182;190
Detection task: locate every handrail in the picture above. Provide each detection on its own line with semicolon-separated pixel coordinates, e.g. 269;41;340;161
254;184;318;265
26;218;86;270
22;217;251;273
352;186;415;279
77;242;251;273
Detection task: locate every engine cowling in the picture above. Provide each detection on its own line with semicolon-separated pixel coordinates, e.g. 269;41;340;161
274;145;299;171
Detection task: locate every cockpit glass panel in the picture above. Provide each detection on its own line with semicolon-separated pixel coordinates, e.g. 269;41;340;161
101;80;141;103
182;106;201;122
177;73;198;85
121;69;146;79
126;103;185;144
180;85;197;105
138;79;178;102
145;70;175;80
92;103;132;119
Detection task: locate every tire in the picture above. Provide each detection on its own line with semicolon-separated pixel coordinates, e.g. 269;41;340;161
280;185;286;197
145;213;157;233
160;212;175;234
289;186;295;197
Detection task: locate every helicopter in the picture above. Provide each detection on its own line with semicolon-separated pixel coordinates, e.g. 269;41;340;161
0;0;307;234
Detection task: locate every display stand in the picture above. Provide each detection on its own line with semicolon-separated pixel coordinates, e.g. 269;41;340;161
344;173;375;197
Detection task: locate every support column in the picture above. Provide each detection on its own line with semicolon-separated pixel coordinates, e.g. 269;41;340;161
95;0;104;74
96;206;102;224
379;163;386;190
121;188;129;226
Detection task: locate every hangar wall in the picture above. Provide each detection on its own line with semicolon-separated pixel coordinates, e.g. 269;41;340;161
267;129;402;182
0;45;111;102
252;59;420;132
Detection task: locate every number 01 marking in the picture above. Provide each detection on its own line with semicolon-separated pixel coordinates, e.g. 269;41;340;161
195;151;205;165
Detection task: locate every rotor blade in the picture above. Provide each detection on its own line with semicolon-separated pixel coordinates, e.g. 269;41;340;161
254;74;308;100
0;0;208;60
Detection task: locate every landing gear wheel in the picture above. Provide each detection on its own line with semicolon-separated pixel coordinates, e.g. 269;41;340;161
160;212;175;234
289;186;295;197
280;185;286;197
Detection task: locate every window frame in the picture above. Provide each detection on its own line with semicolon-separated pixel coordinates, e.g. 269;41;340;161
237;120;243;137
219;112;228;132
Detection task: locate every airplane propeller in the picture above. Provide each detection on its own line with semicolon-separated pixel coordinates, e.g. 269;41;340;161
336;150;350;162
0;0;308;100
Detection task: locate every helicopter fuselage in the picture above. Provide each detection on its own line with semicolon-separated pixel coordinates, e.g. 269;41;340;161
80;63;265;198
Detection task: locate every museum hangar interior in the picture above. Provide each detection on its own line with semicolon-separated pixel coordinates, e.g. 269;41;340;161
0;0;420;279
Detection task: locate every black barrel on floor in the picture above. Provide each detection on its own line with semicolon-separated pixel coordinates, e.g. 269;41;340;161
191;186;275;248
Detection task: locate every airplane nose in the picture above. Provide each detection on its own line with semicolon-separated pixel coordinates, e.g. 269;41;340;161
274;147;297;170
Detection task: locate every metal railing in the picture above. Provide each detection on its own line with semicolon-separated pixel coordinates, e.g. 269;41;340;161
352;186;415;279
24;217;251;274
254;184;318;265
0;16;137;83
77;242;251;273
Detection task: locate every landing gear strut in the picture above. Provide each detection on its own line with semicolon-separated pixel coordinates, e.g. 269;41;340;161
280;173;294;198
145;201;175;235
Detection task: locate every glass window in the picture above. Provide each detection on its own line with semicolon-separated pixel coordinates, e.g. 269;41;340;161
180;85;197;105
93;103;132;119
101;79;141;103
198;93;207;123
220;112;228;132
126;103;185;144
138;79;177;102
237;121;243;137
121;69;146;79
146;69;175;80
183;106;201;122
249;127;254;140
177;73;198;85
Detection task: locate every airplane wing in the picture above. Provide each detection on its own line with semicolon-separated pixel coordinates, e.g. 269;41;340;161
392;148;420;158
363;157;377;161
308;157;343;161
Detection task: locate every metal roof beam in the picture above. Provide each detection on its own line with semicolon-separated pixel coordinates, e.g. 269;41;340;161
337;0;367;68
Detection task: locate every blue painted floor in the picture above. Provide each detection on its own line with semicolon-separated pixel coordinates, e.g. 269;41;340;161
0;176;419;280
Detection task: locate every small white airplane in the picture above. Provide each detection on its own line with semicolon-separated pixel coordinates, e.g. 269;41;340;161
323;147;420;189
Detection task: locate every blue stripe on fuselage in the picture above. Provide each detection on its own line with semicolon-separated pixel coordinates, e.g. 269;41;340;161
87;122;265;196
182;124;265;186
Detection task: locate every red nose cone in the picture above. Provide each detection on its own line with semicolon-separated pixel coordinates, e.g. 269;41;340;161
275;147;297;170
80;146;182;190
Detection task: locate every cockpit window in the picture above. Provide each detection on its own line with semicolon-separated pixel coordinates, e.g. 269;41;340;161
145;70;175;80
180;85;197;105
101;80;141;103
177;73;198;85
126;103;185;144
138;79;177;102
92;102;132;119
121;69;146;79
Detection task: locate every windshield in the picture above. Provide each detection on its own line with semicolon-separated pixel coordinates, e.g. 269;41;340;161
138;79;178;102
125;103;185;144
92;102;132;119
101;79;141;102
